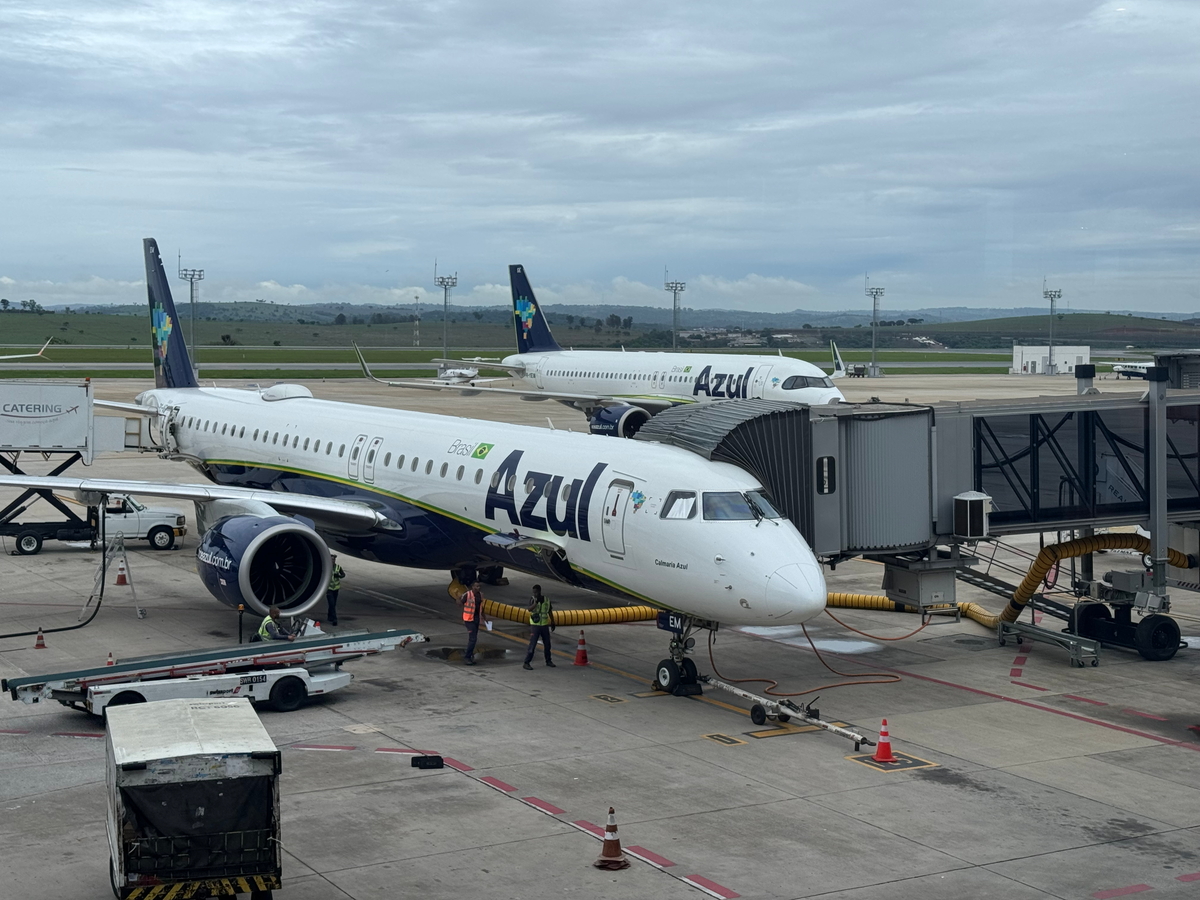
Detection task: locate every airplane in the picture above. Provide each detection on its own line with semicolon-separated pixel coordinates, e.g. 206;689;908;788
0;339;52;361
0;239;827;684
1111;360;1152;379
355;265;845;437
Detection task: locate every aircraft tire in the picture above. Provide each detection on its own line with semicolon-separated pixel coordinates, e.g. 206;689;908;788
656;659;680;693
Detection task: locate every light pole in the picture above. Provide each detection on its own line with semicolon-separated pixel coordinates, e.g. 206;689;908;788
665;278;686;351
1043;283;1062;375
435;273;457;360
866;284;885;377
177;258;204;376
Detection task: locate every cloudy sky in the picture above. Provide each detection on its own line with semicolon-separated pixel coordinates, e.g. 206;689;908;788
1;1;1196;312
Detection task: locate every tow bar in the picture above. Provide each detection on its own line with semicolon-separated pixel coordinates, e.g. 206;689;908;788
698;675;876;751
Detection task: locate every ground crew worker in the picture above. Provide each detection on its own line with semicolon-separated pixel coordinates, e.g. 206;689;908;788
258;606;295;642
523;584;555;670
457;580;484;665
326;553;345;625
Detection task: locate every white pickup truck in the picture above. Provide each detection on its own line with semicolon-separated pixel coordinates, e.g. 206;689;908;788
2;494;187;555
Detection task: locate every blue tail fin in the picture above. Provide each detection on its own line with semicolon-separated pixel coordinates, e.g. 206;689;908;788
144;238;198;389
509;265;562;354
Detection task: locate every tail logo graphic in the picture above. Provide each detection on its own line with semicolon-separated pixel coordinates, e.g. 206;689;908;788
152;302;174;363
514;297;537;338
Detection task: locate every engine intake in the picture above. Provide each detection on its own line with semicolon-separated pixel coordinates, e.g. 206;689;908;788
589;404;651;438
196;515;332;616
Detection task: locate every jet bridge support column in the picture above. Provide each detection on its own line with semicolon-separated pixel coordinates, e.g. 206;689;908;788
1147;367;1170;607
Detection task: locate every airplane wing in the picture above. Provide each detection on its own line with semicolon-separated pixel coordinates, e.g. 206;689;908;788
0;339;52;361
0;475;399;534
354;343;673;409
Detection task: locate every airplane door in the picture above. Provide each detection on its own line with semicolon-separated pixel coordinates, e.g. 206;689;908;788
750;366;773;398
347;434;368;480
363;436;384;483
601;480;633;556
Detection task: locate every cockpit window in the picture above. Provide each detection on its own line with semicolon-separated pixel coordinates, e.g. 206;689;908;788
660;491;697;519
781;375;835;390
702;492;755;520
745;490;783;519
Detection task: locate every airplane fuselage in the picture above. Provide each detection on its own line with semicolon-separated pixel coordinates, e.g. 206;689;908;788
140;386;827;627
501;350;844;406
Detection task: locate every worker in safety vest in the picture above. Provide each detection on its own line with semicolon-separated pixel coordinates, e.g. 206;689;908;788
326;553;345;626
457;580;484;665
522;584;556;670
258;606;295;642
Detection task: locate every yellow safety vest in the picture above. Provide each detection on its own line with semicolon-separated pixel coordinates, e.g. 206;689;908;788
258;615;276;640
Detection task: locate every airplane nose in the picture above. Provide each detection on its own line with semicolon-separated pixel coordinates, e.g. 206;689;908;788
764;563;826;623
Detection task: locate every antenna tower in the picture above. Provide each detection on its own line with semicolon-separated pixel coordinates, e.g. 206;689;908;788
177;254;204;376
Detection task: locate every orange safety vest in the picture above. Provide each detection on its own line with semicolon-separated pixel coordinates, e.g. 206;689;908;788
462;590;479;622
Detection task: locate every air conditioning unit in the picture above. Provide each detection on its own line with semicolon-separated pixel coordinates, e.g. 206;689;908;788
953;491;992;539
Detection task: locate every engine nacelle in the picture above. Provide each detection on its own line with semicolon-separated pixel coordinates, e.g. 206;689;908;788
589;404;651;438
196;515;332;617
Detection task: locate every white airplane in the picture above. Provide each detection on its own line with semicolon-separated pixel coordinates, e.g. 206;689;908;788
1111;360;1152;379
0;240;826;685
0;339;52;361
356;265;845;437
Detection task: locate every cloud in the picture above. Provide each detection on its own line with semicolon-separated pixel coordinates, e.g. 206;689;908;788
0;1;1196;312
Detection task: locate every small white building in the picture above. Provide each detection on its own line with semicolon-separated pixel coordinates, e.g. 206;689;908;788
1011;344;1090;375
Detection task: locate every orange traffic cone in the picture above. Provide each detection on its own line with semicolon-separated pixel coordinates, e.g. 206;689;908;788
114;559;128;586
593;807;630;870
106;652;115;667
34;628;46;650
573;630;589;666
872;718;897;763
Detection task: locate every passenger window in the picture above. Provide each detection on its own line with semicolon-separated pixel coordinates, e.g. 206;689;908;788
304;438;310;451
490;471;500;488
440;462;448;477
367;448;375;463
239;426;245;438
412;457;419;471
506;475;516;492
283;434;289;445
525;478;535;494
338;443;345;456
221;424;228;435
204;420;210;431
384;452;391;466
293;435;299;448
457;465;464;481
562;482;573;501
326;442;332;455
351;446;360;460
702;492;755;520
660;491;697;519
397;454;405;468
253;429;259;440
273;433;279;445
475;469;483;484
425;460;433;475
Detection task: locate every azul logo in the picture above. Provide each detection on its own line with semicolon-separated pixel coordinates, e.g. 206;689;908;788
485;449;606;541
692;365;754;399
630;490;646;512
152;301;174;362
514;296;537;338
447;439;493;459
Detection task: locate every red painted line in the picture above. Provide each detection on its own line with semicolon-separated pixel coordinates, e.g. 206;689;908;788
1091;885;1152;899
374;747;439;755
291;743;356;751
625;845;675;868
521;796;566;815
681;874;740;899
1122;709;1168;722
51;731;104;738
1033;610;1044;624
479;776;516;792
443;757;473;772
1064;694;1108;706
1009;668;1023;677
0;729;31;735
1176;872;1200;883
1013;656;1028;665
1011;681;1049;691
570;819;604;838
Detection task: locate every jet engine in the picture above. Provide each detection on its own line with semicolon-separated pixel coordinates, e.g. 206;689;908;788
195;515;332;616
589;405;651;438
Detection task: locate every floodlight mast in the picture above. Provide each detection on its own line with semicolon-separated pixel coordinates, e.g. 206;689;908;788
866;282;885;377
1044;281;1062;375
435;272;457;360
177;256;204;377
665;275;686;351
413;294;420;347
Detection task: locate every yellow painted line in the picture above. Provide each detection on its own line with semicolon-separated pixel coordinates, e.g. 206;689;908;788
748;720;849;739
844;751;939;772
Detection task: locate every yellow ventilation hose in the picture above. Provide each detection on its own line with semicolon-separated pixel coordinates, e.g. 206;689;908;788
447;580;659;626
831;535;1195;631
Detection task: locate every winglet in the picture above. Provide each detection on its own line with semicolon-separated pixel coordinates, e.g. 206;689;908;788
830;340;847;380
352;342;388;385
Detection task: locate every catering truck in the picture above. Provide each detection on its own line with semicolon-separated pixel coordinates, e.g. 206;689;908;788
106;698;281;899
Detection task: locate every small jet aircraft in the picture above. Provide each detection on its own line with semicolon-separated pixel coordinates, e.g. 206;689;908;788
356;265;845;437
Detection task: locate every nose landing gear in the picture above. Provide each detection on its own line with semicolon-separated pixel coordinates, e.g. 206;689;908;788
653;617;716;696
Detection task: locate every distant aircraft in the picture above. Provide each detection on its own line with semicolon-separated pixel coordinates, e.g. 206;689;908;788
0;240;827;685
356;265;845;437
1112;360;1152;378
0;339;52;361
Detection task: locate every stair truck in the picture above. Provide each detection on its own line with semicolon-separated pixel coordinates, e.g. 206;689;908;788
106;698;282;899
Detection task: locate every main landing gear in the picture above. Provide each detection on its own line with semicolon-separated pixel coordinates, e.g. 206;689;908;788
653;617;717;697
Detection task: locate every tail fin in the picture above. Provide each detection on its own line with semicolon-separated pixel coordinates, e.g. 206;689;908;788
144;238;198;389
830;340;847;380
509;264;562;354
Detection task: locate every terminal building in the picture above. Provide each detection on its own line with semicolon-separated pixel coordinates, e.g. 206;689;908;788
1011;344;1090;375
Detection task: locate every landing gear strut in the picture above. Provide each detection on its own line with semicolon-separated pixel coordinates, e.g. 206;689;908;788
653;617;716;696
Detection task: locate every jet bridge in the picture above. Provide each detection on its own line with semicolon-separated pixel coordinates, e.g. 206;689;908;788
634;373;1200;656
